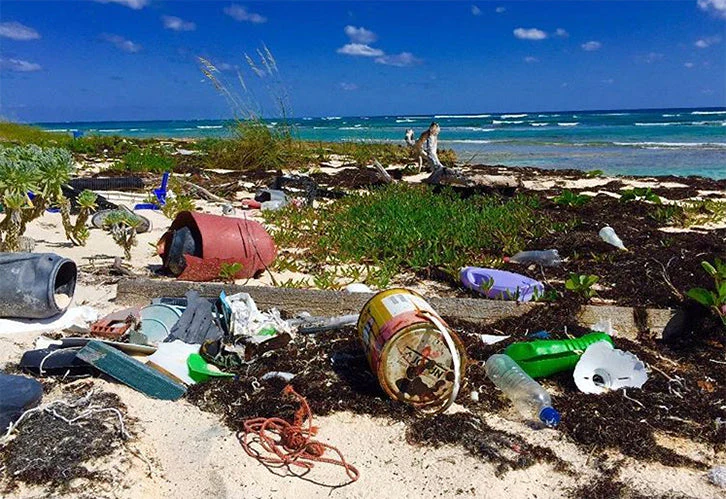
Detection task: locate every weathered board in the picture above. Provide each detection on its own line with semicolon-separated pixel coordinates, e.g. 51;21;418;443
115;278;674;340
76;340;186;400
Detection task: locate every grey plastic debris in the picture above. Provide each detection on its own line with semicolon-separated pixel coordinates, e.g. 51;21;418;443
708;466;726;489
260;371;295;383
166;291;223;344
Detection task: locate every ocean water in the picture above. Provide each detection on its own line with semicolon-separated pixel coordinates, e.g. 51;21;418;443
36;107;726;179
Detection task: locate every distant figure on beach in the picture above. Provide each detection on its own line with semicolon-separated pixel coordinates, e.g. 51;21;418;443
405;122;445;173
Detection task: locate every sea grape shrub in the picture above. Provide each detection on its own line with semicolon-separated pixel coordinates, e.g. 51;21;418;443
687;259;726;327
565;273;600;300
554;190;590;208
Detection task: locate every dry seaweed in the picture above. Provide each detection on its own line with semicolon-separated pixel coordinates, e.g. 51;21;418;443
0;384;130;492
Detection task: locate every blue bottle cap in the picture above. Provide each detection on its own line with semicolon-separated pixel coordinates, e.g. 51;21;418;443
539;407;561;428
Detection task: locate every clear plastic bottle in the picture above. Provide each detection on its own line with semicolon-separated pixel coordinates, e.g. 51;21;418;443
507;249;562;267
485;354;561;427
599;226;626;250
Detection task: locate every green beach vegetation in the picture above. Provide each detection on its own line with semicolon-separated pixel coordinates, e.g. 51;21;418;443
263;183;553;289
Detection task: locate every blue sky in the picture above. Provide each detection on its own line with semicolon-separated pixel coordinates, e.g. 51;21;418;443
0;0;724;122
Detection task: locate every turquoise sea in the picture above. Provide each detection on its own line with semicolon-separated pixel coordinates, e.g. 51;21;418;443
36;107;726;179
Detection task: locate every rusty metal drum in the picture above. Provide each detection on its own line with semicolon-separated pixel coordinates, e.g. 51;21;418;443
357;288;467;413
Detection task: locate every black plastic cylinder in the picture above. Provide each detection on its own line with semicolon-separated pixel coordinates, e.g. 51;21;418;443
0;253;77;319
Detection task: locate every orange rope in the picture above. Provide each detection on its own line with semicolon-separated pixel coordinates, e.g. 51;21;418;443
241;385;360;483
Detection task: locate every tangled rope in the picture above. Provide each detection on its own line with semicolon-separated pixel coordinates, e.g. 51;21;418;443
241;385;359;483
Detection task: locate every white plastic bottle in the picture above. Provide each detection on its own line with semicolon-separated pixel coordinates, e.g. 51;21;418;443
508;249;562;267
485;354;561;427
599;226;626;250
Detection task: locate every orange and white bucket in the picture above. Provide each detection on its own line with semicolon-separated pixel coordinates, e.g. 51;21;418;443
357;288;467;413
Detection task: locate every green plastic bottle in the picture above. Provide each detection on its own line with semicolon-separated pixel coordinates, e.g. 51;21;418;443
504;332;613;378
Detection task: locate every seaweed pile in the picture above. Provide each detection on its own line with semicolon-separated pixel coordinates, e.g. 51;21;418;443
186;302;725;491
0;383;131;493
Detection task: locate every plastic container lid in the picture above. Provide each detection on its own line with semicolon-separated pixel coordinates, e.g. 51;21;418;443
539;407;561;427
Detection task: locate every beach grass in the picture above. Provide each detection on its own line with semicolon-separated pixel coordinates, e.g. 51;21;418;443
263;183;551;287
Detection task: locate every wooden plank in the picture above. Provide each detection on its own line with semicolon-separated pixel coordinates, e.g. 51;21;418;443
115;278;674;340
77;340;186;400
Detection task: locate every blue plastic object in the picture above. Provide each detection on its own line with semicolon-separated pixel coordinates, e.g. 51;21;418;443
460;267;545;302
27;192;60;213
526;330;552;340
72;130;84;139
539;407;561;427
134;172;170;210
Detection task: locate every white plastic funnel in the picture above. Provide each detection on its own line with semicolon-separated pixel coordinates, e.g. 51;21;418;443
573;341;648;394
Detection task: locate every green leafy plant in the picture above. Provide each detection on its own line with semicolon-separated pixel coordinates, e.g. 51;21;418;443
686;259;726;327
0;146;76;251
554;190;590;207
585;169;604;178
218;262;243;283
114;146;175;174
565;273;600;299
263;184;556;290
60;190;97;246
620;187;661;204
649;204;685;226
102;211;141;260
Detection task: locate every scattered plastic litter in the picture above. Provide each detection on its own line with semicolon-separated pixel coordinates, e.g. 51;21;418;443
145;340;201;385
344;283;373;293
485;354;560;428
708;466;726;489
506;249;562;267
573;341;648;394
129;303;183;346
0;253;77;319
226;292;291;338
167;291;223;344
240;385;359;483
187;353;235;383
0;306;98;335
157;211;277;281
260;371;295;383
90;307;140;339
599;226;627;250
460;267;545;302
20;347;93;377
289;313;359;334
480;334;511;345
0;372;43;432
505;332;613;378
591;318;618;337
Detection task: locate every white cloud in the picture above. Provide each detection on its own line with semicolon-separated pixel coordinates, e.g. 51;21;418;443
0;57;42;72
697;0;726;19
375;52;421;67
100;33;142;53
471;5;482;16
340;82;358;91
162;16;196;32
344;25;376;44
224;5;267;24
94;0;149;9
0;22;40;41
524;56;539;63
601;78;614;84
581;40;602;51
496;6;506;13
337;43;384;57
514;28;547;40
644;52;664;63
555;28;569;38
216;62;237;72
684;62;695;68
695;35;721;48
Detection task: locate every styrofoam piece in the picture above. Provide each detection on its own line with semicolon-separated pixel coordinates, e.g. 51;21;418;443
0;306;98;335
573;341;648;394
344;283;373;293
480;334;511;345
144;340;200;385
708;466;726;489
591;318;618;337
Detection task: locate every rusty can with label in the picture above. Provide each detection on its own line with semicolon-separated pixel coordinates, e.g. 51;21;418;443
357;288;467;413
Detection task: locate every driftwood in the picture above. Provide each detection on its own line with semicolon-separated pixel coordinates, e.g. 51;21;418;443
424;168;523;196
178;179;229;204
372;159;394;184
115;278;673;340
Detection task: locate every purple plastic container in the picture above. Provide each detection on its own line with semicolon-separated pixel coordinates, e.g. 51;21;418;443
460;267;545;302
